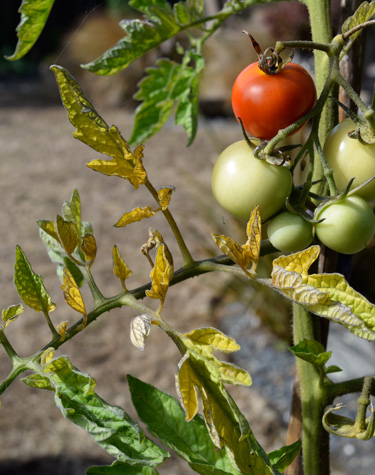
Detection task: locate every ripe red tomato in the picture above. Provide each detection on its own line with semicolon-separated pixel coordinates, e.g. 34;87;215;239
232;62;316;140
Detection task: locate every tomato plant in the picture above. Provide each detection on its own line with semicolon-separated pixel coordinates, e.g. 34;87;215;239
315;195;375;254
324;118;375;201
211;140;292;221
267;211;313;253
232;62;316;140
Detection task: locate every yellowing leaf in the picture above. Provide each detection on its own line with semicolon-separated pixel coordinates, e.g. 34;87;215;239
212;234;253;274
14;246;56;314
130;314;151;351
51;66;146;189
41;347;55;366
114;206;156;228
271;246;375;340
273;245;320;276
175;352;200;421
182;327;240;353
1;304;24;328
146;242;174;306
37;219;59;242
56;215;79;257
133;144;147;185
217;361;252;386
82;233;97;266
158;186;176;210
112;245;132;289
212;206;261;276
57;321;69;342
62;267;87;318
243;205;261;272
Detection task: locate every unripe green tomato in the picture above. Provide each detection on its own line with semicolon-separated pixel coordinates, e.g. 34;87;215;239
315;195;375;254
324;119;375;201
267;212;313;254
211;141;292;221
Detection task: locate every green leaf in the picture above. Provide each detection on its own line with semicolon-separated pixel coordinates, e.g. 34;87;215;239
175;350;278;474
128;375;240;474
268;440;301;472
22;373;53;391
5;0;55;61
289;339;332;367
82;0;181;75
87;462;159;474
14;245;56;313
32;356;169;466
325;365;343;374
130;54;204;146
340;1;375;59
1;304;24;328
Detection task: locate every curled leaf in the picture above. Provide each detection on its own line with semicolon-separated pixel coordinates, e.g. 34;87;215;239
112;245;132;290
1;304;24;329
146;242;174;306
323;404;375;440
114;206;156;228
57;321;69;342
41;347;55;366
158;186;176;210
130;314;151;351
212;206;261;276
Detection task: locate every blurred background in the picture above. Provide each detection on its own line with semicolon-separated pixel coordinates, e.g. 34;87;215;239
1;1;375;474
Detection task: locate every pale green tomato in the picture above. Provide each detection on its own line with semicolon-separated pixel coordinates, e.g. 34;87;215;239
324;119;375;201
211;141;292;221
315;195;375;254
267;212;313;253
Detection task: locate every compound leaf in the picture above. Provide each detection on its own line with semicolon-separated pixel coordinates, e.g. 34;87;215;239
82;0;181;75
27;356;169;466
128;375;240;474
14;246;56;313
341;1;375;58
5;0;55;61
51;65;145;189
130;54;204;145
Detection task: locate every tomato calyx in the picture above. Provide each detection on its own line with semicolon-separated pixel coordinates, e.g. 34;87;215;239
237;117;295;167
243;31;294;75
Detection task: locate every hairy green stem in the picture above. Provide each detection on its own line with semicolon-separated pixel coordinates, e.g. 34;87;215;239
43;310;60;340
355;377;373;431
292;304;330;475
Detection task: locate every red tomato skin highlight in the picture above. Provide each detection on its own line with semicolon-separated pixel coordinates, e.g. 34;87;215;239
232;62;316;140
